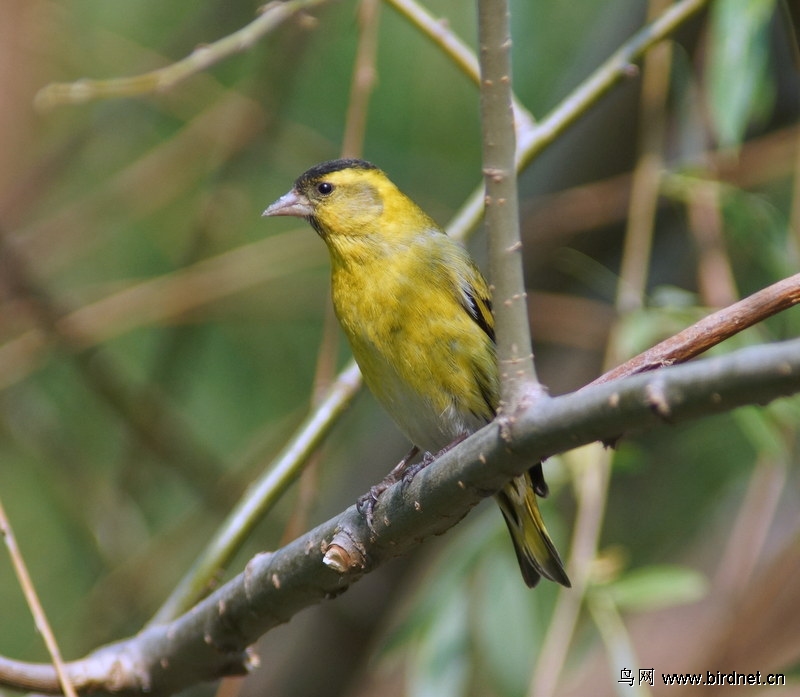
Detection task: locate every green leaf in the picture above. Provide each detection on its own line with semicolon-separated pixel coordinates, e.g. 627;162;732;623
603;565;709;612
707;0;778;148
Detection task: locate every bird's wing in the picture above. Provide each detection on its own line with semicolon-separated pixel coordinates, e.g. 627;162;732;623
458;260;495;344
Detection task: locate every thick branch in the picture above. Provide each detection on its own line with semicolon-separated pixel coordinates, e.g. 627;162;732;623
3;338;800;696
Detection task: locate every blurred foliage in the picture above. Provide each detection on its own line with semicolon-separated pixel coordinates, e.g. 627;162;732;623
0;0;799;696
707;0;777;148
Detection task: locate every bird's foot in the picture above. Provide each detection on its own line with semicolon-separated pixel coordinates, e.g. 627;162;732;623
399;451;436;487
357;445;419;533
356;479;393;533
398;433;469;487
357;434;469;532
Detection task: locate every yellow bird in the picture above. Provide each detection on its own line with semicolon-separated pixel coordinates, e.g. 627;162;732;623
263;159;570;588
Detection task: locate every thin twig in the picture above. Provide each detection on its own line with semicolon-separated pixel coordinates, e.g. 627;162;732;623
687;179;739;307
0;497;78;697
530;446;612;697
533;7;709;688
279;297;342;546
532;4;676;686
616;0;673;312
383;0;536;133
385;0;479;83
518;124;800;255
33;0;331;109
342;0;381;158
589;273;800;386
713;455;787;595
517;0;709;170
789;126;800;260
585;591;646;696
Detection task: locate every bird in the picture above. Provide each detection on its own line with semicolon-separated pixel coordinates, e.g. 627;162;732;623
263;158;570;588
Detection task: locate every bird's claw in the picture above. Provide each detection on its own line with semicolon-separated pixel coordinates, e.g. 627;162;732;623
400;452;435;488
356;481;393;533
356;447;439;533
357;446;421;532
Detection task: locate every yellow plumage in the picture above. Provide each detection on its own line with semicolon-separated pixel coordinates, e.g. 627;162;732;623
263;158;569;588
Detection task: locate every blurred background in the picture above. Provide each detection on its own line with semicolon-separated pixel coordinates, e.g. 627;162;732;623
0;0;799;695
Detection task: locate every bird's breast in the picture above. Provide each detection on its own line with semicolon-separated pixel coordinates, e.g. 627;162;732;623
328;246;495;452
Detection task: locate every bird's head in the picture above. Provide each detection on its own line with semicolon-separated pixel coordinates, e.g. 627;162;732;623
263;159;436;243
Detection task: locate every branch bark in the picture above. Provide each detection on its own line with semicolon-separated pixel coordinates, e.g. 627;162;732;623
478;0;541;404
2;337;799;696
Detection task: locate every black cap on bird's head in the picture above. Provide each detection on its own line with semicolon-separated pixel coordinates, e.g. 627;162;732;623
295;159;378;189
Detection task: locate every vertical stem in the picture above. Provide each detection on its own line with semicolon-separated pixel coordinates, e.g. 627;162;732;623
616;0;672;312
687;180;738;307
477;0;540;412
713;455;786;595
788;128;800;262
0;497;78;697
529;446;611;697
341;0;381;158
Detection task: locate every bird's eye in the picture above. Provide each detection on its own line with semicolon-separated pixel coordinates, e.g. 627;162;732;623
317;182;334;195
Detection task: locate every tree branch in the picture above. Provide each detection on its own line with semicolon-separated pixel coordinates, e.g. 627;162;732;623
517;0;709;169
590;273;800;386
448;0;710;243
478;0;540;408
2;337;799;696
384;0;536;134
33;0;331;110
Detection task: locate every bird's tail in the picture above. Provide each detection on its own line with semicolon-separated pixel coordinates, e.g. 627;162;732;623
495;466;571;588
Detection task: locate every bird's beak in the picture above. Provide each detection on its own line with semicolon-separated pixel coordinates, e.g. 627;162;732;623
262;189;313;218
